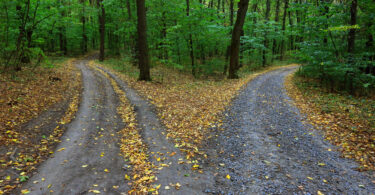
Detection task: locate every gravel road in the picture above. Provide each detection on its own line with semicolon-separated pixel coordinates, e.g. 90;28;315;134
22;60;131;194
204;66;375;195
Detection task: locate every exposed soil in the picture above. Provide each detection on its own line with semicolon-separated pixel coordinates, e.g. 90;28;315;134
21;59;130;194
204;66;375;194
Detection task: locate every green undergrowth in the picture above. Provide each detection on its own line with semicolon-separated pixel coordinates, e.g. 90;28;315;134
293;75;375;130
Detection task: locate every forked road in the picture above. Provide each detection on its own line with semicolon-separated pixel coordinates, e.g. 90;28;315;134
205;67;375;194
22;61;375;194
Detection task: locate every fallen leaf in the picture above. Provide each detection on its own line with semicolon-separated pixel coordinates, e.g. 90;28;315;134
226;174;231;180
89;190;101;194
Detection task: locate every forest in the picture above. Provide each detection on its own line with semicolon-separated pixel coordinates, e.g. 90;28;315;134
1;0;375;194
1;0;374;91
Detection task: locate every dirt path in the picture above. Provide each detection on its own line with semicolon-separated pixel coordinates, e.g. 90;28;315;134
23;60;130;194
205;66;375;194
99;67;214;194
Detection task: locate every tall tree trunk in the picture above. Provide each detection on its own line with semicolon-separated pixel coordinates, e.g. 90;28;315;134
262;0;271;67
288;5;294;50
136;0;151;81
228;0;250;79
97;0;105;61
81;0;87;53
223;0;234;75
280;0;289;60
272;0;281;59
348;0;357;54
186;0;196;77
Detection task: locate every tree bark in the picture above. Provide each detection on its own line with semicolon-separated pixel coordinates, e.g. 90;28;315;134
186;0;196;77
228;0;250;79
223;0;234;75
348;0;357;54
262;0;271;67
280;0;289;60
272;0;281;58
81;0;87;54
136;0;151;81
97;0;105;61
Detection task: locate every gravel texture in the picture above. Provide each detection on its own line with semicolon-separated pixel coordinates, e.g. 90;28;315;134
204;67;375;195
22;60;130;195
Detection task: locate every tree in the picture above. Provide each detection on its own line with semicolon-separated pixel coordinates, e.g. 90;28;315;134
136;0;151;81
228;0;250;79
97;0;105;61
347;0;357;54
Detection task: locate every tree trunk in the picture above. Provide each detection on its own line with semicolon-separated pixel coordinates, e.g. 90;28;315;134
223;0;234;75
272;0;281;59
228;0;250;79
262;0;271;67
136;0;151;81
186;0;196;77
280;0;289;60
97;0;105;61
81;0;88;54
348;0;357;54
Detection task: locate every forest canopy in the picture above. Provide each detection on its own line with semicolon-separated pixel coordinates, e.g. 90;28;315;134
0;0;374;94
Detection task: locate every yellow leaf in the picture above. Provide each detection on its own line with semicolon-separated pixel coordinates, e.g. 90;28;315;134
104;169;109;173
318;162;326;166
21;189;30;194
89;190;101;194
226;174;231;180
57;148;65;152
5;176;10;181
47;184;52;189
307;177;313;180
124;174;130;180
82;165;88;168
317;191;324;195
112;186;119;189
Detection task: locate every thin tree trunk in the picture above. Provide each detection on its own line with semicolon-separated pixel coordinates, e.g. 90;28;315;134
223;0;234;75
136;0;151;81
280;0;289;60
81;0;87;53
272;0;281;59
262;0;271;67
228;0;250;79
348;0;357;54
97;0;105;61
186;0;196;77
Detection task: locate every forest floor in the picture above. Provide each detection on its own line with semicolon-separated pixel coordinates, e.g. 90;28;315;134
1;56;375;194
0;58;81;194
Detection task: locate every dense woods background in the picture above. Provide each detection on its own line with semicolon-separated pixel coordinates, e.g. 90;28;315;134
0;0;374;94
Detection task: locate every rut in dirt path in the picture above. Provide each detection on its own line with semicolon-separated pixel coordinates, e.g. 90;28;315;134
22;60;131;195
205;66;375;194
98;66;214;194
